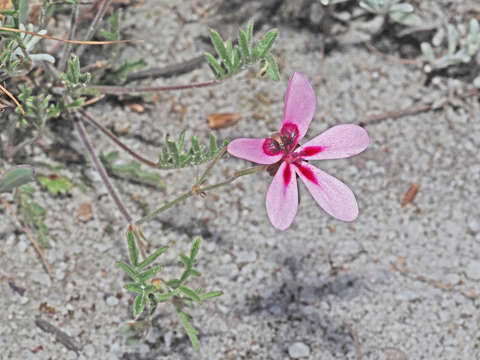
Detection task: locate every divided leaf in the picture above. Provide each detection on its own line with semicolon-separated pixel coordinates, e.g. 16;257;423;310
37;174;73;196
200;291;223;301
252;29;278;60
126;229;139;267
204;19;280;81
117;261;139;281
139;264;164;282
157;132;228;169
133;292;146;318
179;285;201;303
0;166;35;193
190;237;201;260
137;246;168;269
177;311;200;351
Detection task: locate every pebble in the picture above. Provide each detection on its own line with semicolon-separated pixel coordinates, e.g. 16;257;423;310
465;261;480;281
163;331;173;351
237;251;256;263
6;234;16;246
66;350;77;360
473;76;480;89
17;240;28;252
19;296;29;305
395;290;421;302
31;272;52;287
106;296;119;306
299;288;317;305
444;273;460;286
468;219;480;233
288;342;310;359
205;241;216;253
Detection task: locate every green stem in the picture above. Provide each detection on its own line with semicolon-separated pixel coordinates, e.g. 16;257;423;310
200;166;265;192
198;146;227;185
135;165;265;226
136;190;193;226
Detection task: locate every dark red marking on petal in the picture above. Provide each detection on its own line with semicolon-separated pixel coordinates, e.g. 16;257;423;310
301;146;324;157
263;138;282;156
280;123;299;150
295;163;317;184
283;163;292;185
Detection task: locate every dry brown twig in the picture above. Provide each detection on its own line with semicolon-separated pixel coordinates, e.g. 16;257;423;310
391;261;478;300
365;42;423;68
35;317;82;353
0;196;53;277
0;25;138;45
342;323;363;360
0;83;24;114
361;89;479;125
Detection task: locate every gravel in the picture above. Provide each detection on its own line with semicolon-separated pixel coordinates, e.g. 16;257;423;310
1;0;480;359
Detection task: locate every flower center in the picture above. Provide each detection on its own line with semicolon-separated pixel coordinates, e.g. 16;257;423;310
263;122;299;157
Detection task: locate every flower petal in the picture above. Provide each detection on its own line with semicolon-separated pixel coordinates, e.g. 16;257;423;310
227;138;283;164
266;162;298;230
282;72;316;142
294;162;358;221
298;124;369;160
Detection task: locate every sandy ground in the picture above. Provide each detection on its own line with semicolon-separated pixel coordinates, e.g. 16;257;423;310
1;0;480;359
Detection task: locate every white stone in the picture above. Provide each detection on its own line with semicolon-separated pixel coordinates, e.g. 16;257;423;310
31;272;52;287
17;240;28;252
465;261;480;281
288;342;310;359
468;219;480;233
106;296;119;306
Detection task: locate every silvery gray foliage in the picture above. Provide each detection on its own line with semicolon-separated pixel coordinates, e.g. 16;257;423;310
320;0;421;26
421;19;480;72
319;0;349;4
9;24;55;64
359;0;421;26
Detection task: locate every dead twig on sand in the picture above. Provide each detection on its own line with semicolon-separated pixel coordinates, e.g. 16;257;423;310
361;89;479;125
0;196;53;277
342;323;363;360
35;317;82;353
391;261;478;301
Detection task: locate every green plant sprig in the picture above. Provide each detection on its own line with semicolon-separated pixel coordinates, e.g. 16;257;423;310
118;231;222;351
205;20;280;81
157;131;229;170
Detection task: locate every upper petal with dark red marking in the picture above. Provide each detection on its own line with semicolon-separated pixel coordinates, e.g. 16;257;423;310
282;72;316;143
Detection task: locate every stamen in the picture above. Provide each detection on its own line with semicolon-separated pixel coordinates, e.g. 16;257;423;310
280;123;299;151
263;138;282;155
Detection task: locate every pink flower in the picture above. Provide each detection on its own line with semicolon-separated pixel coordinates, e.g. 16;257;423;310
227;72;369;230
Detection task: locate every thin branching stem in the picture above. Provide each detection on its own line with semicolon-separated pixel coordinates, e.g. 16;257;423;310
72;112;133;223
199;146;227;185
79;109;158;168
89;80;218;94
136;165;265;226
76;0;113;57
59;2;81;72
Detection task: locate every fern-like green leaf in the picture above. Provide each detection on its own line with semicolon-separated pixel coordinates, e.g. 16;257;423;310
204;19;280;81
156;133;228;169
